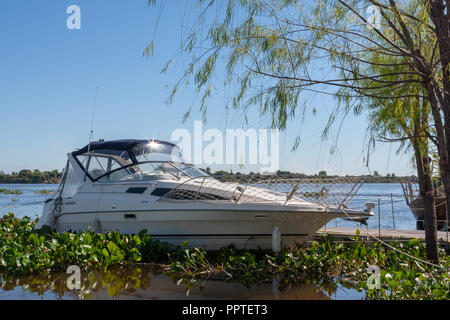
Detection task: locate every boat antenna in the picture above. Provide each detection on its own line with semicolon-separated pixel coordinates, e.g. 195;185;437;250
88;86;99;149
84;87;99;181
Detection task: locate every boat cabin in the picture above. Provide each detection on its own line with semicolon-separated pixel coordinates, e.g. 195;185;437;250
57;139;207;196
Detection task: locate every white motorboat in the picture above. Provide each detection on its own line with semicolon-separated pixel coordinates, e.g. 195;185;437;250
36;139;374;249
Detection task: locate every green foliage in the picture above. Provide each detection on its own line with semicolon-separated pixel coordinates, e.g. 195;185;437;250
0;170;61;184
0;214;448;299
165;233;449;299
146;1;438;150
204;168;407;183
0;214;175;275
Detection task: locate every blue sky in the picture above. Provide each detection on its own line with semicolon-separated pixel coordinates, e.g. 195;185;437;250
0;1;415;176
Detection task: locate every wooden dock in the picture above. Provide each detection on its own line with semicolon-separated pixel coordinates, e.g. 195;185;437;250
315;227;450;246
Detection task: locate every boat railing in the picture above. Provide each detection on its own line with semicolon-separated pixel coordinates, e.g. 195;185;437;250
158;175;366;207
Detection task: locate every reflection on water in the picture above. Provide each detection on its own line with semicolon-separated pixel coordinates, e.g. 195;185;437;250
0;266;365;300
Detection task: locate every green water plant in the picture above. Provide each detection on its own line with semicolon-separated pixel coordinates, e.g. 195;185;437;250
0;214;448;299
165;235;449;299
34;190;55;195
0;189;22;195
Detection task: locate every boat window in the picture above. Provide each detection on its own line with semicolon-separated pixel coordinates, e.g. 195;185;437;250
97;162;189;182
172;163;208;178
88;155;109;179
75;149;132;180
61;161;83;198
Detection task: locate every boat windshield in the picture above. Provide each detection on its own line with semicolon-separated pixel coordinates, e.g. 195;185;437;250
96;161;207;182
74;141;208;182
75;149;133;180
132;141;183;162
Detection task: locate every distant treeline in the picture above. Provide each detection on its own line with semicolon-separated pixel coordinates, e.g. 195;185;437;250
0;170;62;184
201;168;418;183
0;168;417;184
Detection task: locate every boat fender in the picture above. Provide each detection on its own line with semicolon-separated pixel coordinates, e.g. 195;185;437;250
272;226;281;253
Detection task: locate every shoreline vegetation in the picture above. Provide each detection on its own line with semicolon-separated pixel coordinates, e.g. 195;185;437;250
0;170;61;184
0;213;448;299
0;188;23;195
0;168;415;184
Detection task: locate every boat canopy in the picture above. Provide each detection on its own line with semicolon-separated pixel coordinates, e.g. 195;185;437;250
73;139;180;158
72;139;205;182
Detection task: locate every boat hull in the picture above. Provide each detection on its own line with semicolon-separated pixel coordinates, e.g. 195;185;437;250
408;196;447;230
51;208;351;250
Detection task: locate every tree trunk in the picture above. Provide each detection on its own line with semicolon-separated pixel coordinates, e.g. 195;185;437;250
441;169;450;230
423;81;450;232
414;145;439;264
425;84;450;232
428;0;450;232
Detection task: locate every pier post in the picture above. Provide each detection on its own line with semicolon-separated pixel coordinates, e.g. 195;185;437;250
378;198;381;237
391;193;396;230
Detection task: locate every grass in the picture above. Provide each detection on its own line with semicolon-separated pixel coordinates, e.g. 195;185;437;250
0;213;448;299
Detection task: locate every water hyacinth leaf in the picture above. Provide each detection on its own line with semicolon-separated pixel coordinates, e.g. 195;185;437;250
0;214;449;299
432;289;446;298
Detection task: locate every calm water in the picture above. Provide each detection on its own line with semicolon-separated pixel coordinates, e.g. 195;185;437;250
0;183;413;300
0;184;59;220
325;183;416;230
0;266;365;300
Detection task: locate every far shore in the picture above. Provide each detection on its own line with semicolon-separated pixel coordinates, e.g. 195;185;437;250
0;177;413;185
0;169;416;185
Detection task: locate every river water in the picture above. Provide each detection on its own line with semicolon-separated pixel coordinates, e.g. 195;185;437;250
0;183;414;300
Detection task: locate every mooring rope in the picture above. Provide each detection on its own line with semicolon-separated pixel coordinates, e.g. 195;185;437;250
0;200;45;210
339;206;449;270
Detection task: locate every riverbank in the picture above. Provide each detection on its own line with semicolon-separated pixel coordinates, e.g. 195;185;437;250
0;169;415;185
0;214;448;299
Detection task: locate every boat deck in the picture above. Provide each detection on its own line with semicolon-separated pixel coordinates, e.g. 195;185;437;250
315;227;450;246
